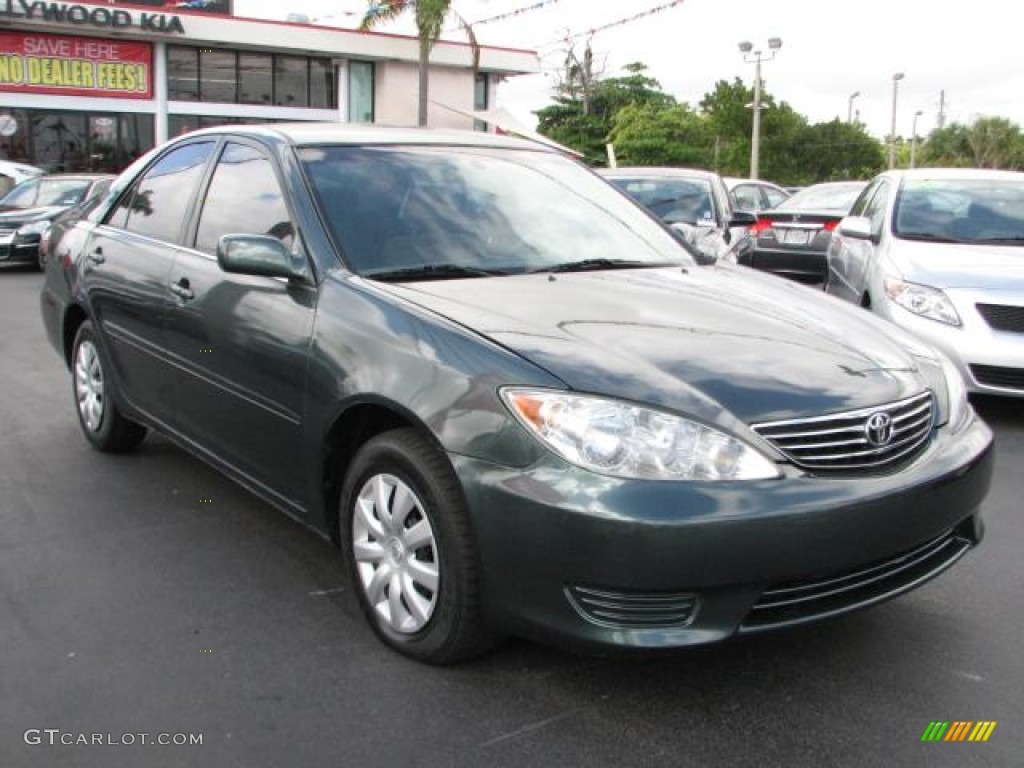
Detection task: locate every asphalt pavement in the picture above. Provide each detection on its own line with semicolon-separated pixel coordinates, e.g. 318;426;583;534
1;264;1021;768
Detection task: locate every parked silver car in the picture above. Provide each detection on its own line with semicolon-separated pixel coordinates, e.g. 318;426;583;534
826;168;1024;396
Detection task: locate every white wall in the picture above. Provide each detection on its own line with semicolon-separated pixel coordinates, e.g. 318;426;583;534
374;62;477;130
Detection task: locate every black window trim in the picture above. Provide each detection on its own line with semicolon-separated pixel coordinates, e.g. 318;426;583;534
100;137;220;247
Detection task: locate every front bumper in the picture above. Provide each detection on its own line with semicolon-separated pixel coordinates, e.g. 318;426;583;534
877;289;1024;397
454;414;993;651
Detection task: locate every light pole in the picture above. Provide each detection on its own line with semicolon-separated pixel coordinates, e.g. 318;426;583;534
910;109;923;169
847;91;860;123
889;72;904;169
739;37;782;180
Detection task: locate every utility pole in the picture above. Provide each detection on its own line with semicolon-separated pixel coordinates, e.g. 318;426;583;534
937;89;947;129
739;37;782;180
889;72;904;169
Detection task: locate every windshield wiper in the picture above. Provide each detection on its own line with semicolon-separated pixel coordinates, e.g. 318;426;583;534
528;258;672;274
896;232;967;244
364;264;508;282
971;236;1024;244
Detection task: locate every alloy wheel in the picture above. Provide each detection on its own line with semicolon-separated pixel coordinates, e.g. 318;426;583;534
74;340;105;432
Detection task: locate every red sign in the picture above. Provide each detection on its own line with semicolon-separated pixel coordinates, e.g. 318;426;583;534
0;31;152;99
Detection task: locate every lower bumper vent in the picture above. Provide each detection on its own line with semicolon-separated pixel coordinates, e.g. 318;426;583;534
740;527;973;632
566;586;698;629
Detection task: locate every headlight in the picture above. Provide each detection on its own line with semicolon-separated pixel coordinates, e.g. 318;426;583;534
501;389;780;481
884;276;960;326
16;220;51;238
938;352;969;431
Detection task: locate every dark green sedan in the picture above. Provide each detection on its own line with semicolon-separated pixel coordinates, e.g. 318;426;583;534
40;124;993;664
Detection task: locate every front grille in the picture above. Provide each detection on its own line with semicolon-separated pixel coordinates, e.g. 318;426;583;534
970;364;1024;390
741;527;973;632
977;303;1024;333
566;586;698;629
751;391;934;474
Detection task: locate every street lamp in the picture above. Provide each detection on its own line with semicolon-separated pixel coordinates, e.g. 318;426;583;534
889;72;904;169
739;36;782;180
910;109;924;169
847;91;860;123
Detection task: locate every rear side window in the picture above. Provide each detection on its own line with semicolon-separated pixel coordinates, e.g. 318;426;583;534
764;187;788;209
194;142;294;255
731;184;761;211
108;142;214;242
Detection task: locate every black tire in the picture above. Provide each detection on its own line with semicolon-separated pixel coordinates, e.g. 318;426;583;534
339;428;493;664
71;321;147;453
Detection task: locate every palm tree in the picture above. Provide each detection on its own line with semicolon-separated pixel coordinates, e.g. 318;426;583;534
360;0;477;128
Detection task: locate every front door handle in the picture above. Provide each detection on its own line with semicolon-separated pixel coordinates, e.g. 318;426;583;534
87;246;105;265
170;277;194;301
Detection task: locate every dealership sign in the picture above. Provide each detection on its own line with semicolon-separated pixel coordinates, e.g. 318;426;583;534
0;1;186;33
0;31;152;98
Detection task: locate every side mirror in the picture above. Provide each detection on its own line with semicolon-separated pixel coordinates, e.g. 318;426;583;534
728;210;758;228
216;234;299;279
670;222;719;266
837;215;874;241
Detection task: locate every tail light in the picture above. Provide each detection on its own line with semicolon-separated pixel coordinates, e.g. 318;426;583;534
823;220;839;232
749;218;775;237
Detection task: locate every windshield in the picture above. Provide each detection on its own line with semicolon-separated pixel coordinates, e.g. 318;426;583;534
0;178;90;209
299;146;694;278
783;183;866;212
606;177;717;227
894;178;1024;244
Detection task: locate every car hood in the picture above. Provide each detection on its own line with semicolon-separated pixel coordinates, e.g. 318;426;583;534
0;205;65;225
891;238;1024;290
381;265;931;425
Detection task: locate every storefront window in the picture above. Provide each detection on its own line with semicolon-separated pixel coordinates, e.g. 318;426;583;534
168;46;199;101
239;53;273;105
274;56;308;108
348;60;374;123
199;50;237;103
310;58;335;109
474;73;489;131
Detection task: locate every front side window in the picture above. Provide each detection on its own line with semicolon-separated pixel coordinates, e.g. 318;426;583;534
112;142;214;242
195;142;294;254
731;184;761;212
300;146;692;276
864;180;891;236
348;61;374;123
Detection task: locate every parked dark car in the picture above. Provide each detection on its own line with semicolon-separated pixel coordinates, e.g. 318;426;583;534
743;181;868;286
599;167;756;263
41;125;992;664
0;174;113;269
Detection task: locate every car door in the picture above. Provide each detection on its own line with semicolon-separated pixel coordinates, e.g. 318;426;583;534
82;140;216;426
162;139;316;503
827;179;888;303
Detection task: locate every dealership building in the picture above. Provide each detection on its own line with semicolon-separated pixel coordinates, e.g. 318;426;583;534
0;0;538;173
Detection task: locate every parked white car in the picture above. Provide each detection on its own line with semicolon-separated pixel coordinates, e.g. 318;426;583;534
826;168;1024;397
0;160;43;196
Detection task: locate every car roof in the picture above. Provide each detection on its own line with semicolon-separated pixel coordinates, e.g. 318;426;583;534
0;160;43;174
722;177;786;190
881;168;1024;182
598;167;719;180
38;173;115;181
177;122;556;153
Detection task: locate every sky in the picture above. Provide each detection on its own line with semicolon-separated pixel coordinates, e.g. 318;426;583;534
235;0;1024;140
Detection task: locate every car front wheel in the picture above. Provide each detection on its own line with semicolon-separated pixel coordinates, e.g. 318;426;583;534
340;428;493;664
72;322;147;452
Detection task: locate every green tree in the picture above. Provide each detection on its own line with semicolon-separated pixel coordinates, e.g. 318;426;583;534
794;119;885;182
919;117;1024;169
608;103;711;167
360;0;463;127
537;62;676;165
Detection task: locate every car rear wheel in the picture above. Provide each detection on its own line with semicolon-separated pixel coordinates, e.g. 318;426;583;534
340;428;492;664
72;322;147;452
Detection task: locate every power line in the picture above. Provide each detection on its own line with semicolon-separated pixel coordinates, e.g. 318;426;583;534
535;0;687;49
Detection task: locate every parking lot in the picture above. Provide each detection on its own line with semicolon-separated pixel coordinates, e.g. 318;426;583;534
2;263;1021;767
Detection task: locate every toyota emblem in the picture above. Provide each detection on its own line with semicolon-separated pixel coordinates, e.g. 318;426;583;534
864;412;894;447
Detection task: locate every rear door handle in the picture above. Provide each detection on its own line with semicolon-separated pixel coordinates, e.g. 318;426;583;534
170;277;194;301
